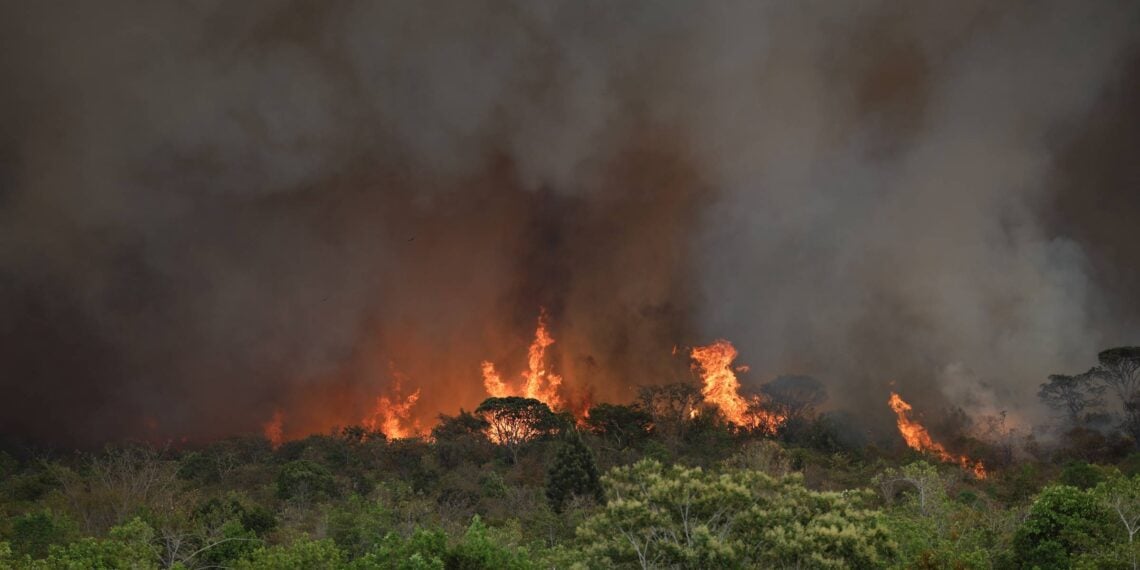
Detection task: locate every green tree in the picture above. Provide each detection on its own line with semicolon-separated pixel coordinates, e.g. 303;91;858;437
1012;485;1115;569
873;461;951;517
26;517;160;570
446;516;536;570
275;460;338;504
352;528;448;569
545;433;604;513
8;510;76;559
1095;474;1140;569
577;459;894;568
235;537;344;570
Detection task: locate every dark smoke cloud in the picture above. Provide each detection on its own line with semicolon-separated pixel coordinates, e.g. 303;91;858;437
0;0;1137;445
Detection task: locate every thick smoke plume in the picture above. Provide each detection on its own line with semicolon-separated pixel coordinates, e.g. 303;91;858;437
1;1;1138;446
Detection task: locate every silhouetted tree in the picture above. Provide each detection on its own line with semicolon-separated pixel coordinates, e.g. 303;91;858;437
1039;373;1105;427
583;403;652;450
636;382;702;442
475;397;558;464
432;409;492;469
1088;347;1140;443
761;375;827;424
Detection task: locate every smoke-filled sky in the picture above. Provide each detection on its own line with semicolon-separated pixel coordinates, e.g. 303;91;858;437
2;1;1138;446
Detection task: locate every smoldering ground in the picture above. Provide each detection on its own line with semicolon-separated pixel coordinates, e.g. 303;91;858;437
1;1;1138;446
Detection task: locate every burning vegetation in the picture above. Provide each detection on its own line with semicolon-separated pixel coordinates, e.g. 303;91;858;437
689;340;785;433
481;309;564;411
888;392;987;479
362;371;422;440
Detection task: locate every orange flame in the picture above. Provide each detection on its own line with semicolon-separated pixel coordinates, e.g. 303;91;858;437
480;309;564;410
888;392;986;479
363;372;422;439
690;340;783;433
263;410;284;449
481;361;510;398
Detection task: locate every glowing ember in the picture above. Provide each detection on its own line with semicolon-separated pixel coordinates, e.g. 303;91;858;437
263;410;284;449
690;339;783;433
480;309;564;410
364;373;422;439
888;392;986;479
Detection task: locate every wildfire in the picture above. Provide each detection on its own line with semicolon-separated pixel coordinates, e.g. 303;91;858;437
263;410;284;449
690;340;784;433
888;392;986;479
481;361;510;398
363;371;422;439
480;309;564;410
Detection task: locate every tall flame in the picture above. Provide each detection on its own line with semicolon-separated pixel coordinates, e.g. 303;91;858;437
481;361;510;398
480;309;563;410
363;372;422;439
522;311;563;408
263;409;284;449
888;392;986;479
690;339;783;433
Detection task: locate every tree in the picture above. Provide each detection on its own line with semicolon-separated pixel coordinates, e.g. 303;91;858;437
577;459;895;569
234;537;344;570
873;461;951;518
9;510;76;559
760;375;827;424
275;460;338;504
475;397;559;464
1095;474;1140;569
24;517;160;570
50;444;180;535
545;433;604;513
636;383;702;443
432;410;493;469
1091;347;1140;403
583;403;652;450
1088;347;1140;443
1011;485;1115;569
1038;373;1105;427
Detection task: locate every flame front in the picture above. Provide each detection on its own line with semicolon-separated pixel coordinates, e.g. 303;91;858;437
480;309;563;410
888;392;986;479
363;373;422;439
690;340;783;433
263;410;284;449
481;361;510;398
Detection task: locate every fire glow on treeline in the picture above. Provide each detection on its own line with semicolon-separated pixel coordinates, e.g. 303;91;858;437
263;308;986;477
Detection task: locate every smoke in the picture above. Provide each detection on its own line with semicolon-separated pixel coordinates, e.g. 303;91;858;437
0;1;1137;445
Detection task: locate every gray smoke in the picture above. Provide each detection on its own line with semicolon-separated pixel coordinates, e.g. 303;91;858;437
0;0;1137;445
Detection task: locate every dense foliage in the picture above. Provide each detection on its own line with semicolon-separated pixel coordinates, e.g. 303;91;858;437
3;347;1140;568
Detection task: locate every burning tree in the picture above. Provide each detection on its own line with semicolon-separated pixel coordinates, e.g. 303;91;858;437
480;309;564;410
636;382;703;442
690;340;784;433
888;392;986;479
475;396;559;463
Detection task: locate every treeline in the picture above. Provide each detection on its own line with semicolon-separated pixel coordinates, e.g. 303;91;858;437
1;347;1140;568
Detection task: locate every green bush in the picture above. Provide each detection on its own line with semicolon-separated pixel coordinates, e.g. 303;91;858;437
275;460;338;503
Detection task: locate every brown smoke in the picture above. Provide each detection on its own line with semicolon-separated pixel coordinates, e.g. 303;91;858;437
0;1;1137;445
